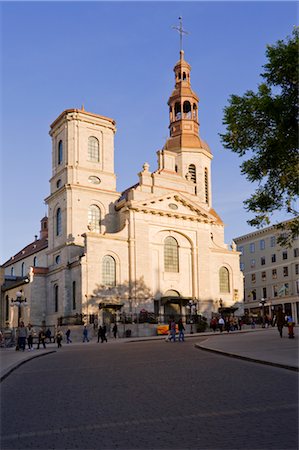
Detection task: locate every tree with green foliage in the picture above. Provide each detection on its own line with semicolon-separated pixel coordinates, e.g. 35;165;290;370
220;28;298;245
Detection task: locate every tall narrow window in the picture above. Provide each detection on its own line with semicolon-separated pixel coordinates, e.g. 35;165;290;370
88;205;101;232
54;284;59;313
164;237;179;272
183;101;191;118
88;136;99;162
56;208;62;236
102;256;116;286
72;281;76;310
188;164;196;183
204;168;209;204
11;267;14;276
260;239;265;250
219;267;230;293
174;102;181;120
193;103;197;120
5;295;9;321
33;256;37;267
58;140;63;165
21;262;25;277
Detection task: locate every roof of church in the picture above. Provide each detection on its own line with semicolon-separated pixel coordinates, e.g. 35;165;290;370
50;108;116;130
2;236;48;267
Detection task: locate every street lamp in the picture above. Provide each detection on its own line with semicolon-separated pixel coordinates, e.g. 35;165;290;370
187;300;197;334
259;298;267;328
10;291;28;325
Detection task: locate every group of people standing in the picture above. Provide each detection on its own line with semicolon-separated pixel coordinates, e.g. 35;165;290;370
15;322;54;351
210;316;243;333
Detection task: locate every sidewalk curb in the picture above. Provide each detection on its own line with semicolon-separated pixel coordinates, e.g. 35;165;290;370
195;343;299;372
0;350;56;383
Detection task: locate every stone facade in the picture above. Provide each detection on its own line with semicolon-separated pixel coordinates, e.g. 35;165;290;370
234;222;299;324
1;50;243;331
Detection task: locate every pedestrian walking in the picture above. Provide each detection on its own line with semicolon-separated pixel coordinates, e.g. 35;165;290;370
112;323;118;339
27;323;35;351
82;325;89;342
210;317;217;332
37;328;46;349
45;328;52;343
169;318;176;342
276;307;285;338
178;318;185;342
238;318;243;331
97;326;102;343
66;328;72;343
56;329;63;348
287;315;295;339
17;321;27;351
102;325;108;343
218;317;224;333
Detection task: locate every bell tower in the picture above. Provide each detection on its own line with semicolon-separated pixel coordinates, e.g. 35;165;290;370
167;49;201;146
157;32;213;207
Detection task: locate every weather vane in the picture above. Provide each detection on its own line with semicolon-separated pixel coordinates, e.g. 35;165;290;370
172;16;189;52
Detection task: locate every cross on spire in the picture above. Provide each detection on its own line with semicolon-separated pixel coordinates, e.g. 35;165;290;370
172;16;188;52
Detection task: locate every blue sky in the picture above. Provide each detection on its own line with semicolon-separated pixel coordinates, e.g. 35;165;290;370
0;1;297;264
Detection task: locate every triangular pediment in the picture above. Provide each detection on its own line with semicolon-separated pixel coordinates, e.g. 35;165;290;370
128;193;222;224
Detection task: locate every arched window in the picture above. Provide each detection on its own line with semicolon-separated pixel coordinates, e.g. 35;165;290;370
183;101;191;118
21;262;25;277
54;284;59;312
56;208;62;236
188;164;196;183
33;256;37;267
88;205;101;232
58;140;63;165
11;267;14;276
164;237;179;272
102;256;116;286
193;103;197;119
88;136;99;162
205;168;209;204
219;267;230;293
174;102;181;120
164;290;180;297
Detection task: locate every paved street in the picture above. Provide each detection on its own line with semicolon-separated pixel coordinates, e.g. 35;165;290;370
1;339;298;450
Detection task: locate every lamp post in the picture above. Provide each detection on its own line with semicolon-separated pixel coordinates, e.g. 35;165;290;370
187;300;197;334
259;298;267;328
10;291;28;326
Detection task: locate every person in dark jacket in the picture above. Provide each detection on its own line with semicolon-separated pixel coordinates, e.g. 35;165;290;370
178;318;185;342
276;307;285;338
112;324;118;339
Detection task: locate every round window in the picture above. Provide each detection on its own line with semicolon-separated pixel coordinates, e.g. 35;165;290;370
88;176;101;184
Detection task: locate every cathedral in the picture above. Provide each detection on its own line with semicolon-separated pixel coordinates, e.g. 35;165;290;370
1;49;243;332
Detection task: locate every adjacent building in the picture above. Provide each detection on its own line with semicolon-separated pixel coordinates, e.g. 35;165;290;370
234;221;299;324
1;49;243;332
